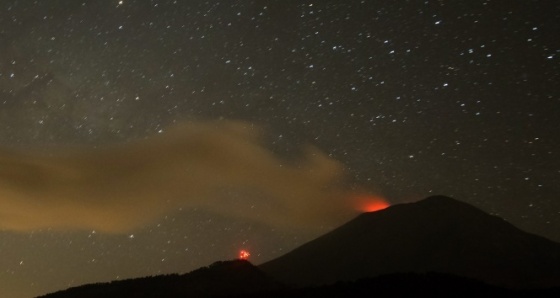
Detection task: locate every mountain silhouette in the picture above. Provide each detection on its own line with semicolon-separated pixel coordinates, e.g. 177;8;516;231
39;260;283;298
39;196;560;297
38;267;560;298
259;195;560;288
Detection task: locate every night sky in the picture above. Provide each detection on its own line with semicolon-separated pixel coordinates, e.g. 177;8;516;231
1;1;559;297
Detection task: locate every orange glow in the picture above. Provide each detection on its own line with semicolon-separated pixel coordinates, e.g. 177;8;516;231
239;250;250;260
353;194;390;212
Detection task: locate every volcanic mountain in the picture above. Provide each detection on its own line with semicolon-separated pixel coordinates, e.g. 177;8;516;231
259;195;560;288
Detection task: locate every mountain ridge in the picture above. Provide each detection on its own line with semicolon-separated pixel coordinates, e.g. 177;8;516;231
38;260;283;298
41;263;560;298
40;196;560;297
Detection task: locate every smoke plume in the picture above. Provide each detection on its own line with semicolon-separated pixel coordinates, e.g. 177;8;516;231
0;121;363;233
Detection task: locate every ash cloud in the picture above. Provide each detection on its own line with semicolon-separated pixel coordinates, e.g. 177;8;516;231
0;121;357;233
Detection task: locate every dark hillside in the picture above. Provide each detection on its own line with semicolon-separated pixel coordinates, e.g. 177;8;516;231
39;260;282;298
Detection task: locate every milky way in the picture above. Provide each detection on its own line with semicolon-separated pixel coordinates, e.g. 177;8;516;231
0;1;559;297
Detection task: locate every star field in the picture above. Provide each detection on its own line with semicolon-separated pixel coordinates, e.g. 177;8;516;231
0;1;559;297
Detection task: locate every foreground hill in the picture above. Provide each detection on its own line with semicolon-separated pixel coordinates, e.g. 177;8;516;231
259;195;560;288
39;260;282;298
243;273;560;298
39;267;560;297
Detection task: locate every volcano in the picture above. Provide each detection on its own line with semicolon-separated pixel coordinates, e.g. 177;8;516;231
259;196;560;288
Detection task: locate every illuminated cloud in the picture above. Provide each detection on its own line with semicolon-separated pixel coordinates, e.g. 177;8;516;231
0;120;361;233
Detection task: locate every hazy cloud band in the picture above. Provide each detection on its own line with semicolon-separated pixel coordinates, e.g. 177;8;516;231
0;121;364;233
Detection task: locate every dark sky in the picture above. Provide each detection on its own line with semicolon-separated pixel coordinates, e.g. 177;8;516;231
1;0;559;297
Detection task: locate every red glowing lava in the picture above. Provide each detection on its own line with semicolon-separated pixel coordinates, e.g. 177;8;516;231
353;194;390;212
239;250;250;260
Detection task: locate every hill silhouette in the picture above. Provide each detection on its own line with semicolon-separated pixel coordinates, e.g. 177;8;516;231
241;272;560;298
39;266;560;298
259;195;560;288
38;260;283;298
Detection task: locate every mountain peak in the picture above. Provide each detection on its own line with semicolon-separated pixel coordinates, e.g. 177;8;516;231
422;195;460;204
355;195;494;229
359;195;481;218
415;195;480;210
